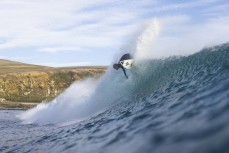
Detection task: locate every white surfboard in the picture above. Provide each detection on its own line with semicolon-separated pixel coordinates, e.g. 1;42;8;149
119;59;133;70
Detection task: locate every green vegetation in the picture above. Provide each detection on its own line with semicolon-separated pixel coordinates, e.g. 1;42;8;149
0;59;107;105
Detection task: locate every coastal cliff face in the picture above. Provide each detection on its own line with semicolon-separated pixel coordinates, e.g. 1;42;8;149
0;69;105;102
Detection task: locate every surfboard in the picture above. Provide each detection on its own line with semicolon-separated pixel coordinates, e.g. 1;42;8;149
119;59;133;70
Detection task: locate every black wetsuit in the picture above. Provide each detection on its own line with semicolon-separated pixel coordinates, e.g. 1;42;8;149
117;53;132;78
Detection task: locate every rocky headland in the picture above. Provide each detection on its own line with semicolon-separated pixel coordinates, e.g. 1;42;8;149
0;59;106;109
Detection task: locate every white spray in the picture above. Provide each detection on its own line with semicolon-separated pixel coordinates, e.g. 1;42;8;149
18;19;161;125
134;19;160;62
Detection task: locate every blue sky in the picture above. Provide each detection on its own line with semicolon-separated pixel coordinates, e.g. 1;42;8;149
0;0;229;67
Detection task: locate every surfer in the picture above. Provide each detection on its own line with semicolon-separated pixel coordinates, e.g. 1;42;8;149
113;53;133;79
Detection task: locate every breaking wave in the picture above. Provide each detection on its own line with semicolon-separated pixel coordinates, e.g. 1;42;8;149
18;19;229;127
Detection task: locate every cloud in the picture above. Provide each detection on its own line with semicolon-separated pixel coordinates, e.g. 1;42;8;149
9;56;33;61
37;46;87;53
142;0;221;14
202;3;229;16
0;0;229;66
37;61;91;67
0;0;145;52
141;16;229;59
0;56;6;59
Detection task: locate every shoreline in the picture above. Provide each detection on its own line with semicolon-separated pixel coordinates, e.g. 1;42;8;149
0;101;38;110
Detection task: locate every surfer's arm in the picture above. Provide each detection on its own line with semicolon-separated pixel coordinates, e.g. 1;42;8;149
121;66;128;79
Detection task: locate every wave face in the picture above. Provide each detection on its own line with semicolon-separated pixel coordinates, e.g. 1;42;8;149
15;43;229;153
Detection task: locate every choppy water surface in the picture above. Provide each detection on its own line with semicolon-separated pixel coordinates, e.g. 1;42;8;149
1;44;229;153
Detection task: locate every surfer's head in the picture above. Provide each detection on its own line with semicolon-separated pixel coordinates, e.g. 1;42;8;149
113;64;119;70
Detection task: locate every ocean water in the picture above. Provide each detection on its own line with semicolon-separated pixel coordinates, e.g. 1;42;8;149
1;43;229;153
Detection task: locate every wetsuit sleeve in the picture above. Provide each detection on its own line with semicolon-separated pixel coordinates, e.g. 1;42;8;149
121;66;128;79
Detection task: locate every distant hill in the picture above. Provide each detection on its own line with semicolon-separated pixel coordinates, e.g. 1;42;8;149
0;59;52;74
0;59;107;74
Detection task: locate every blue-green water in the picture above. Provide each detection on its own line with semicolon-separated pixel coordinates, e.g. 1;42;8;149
1;44;229;153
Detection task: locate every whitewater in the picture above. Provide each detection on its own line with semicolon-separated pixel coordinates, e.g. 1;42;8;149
1;20;229;153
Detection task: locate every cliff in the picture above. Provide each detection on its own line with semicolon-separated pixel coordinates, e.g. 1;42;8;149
0;59;106;104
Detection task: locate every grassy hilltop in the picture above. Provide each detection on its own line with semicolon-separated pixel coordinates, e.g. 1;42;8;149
0;59;106;108
0;59;106;74
0;59;52;74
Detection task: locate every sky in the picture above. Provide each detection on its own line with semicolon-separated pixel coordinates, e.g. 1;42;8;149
0;0;229;67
